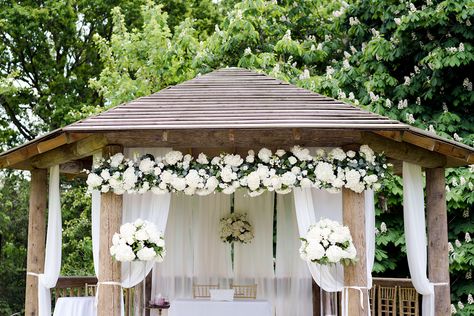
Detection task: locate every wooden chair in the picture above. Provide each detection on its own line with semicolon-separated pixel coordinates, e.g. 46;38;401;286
231;284;257;299
377;286;397;315
85;283;97;296
398;287;419;316
193;284;219;299
369;285;376;316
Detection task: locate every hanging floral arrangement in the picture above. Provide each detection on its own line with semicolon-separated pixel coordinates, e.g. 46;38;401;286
299;218;357;266
86;145;389;196
110;219;166;262
219;212;254;244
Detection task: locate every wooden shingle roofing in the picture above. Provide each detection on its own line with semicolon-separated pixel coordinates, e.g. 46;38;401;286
0;67;473;169
64;68;407;131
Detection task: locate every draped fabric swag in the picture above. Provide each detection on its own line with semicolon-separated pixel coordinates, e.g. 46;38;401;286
37;165;62;316
403;162;435;316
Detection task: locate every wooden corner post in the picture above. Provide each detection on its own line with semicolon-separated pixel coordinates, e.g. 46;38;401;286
342;188;367;316
426;168;450;316
25;169;48;316
98;145;123;316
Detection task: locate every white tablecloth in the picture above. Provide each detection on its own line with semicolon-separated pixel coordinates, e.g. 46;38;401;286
168;299;272;316
53;297;96;316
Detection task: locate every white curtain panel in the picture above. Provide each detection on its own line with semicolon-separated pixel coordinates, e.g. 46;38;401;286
233;190;275;301
293;187;344;292
37;165;62;316
403;162;435;316
192;193;233;287
365;189;375;290
152;194;195;301
91;148;172;290
275;193;313;316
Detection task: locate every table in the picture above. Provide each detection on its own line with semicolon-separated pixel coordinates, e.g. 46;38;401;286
147;303;170;316
168;299;272;316
53;297;96;316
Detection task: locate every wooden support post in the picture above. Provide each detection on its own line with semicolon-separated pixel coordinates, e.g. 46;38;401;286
342;188;367;316
98;145;123;316
426;168;450;316
25;169;48;316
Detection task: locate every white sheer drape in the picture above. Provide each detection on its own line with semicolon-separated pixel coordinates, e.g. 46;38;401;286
37;165;62;316
403;162;434;316
293;188;344;292
152;195;194;300
276;193;313;316
365;189;375;290
233;190;275;301
192;193;233;287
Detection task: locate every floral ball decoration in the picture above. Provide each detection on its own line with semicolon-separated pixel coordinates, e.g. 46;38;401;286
220;212;254;244
86;145;389;196
110;219;166;262
299;218;357;265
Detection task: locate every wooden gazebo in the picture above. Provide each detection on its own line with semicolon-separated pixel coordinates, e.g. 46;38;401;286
1;68;472;316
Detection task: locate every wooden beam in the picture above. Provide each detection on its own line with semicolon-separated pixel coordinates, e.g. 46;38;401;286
98;145;123;316
59;160;91;175
402;132;437;151
426;168;450;316
342;188;367;316
25;169;48;316
28;135;107;169
361;132;446;168
374;130;403;142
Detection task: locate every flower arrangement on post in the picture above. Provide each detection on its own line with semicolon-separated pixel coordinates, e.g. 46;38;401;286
86;145;389;196
220;213;254;244
110;219;166;262
299;218;357;265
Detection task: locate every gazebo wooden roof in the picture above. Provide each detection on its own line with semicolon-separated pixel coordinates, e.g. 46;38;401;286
3;67;471;316
0;68;472;172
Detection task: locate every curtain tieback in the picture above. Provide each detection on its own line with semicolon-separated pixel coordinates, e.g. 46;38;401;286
342;285;368;314
27;272;41;277
432;282;449;286
97;281;122;287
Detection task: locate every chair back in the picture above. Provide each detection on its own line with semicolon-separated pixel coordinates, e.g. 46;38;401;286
398;287;419;316
85;283;97;296
377;286;397;315
369;285;376;316
232;284;257;299
193;284;219;299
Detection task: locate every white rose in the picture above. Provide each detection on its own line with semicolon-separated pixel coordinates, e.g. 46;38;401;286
100;170;111;181
165;151;183;165
345;169;361;187
196;153;209;164
135;228;149;241
110;153;124;168
291;146;312;161
329;148;346;161
326;245;345;263
134;218;144;227
222;186;236;194
120;223;136;244
305;243;325;261
123;167;138;190
205;176;219;191
347;150;356;158
185;170;201;188
288;156;298;165
258;148;272;163
87;173;103;188
136;247;156;261
139;158;155;174
364;174;378;184
275;149;286;157
113;244;136;262
220;166;236;183
248;189;264;197
171;177;186;191
281;171;297;186
256;165;270;179
223;154;243;167
315;162;336;183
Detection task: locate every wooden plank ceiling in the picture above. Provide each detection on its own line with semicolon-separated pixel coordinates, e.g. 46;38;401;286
64;68;408;131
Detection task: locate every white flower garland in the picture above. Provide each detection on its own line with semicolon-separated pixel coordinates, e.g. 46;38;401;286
299;218;357;265
110;219;166;262
220;212;254;244
87;145;389;196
